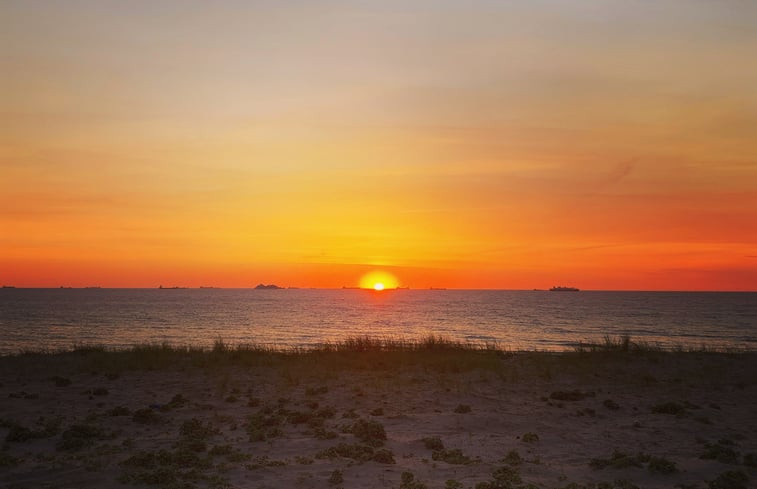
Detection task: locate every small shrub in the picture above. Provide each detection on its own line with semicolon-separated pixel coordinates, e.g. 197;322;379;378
306;386;329;396
651;402;686;416
432;448;473;465
342;409;359;419
422;436;444;451
373;448;395;464
453;404;471;414
106;406;131;416
399;471;427;489
0;451;19;468
707;470;750;489
647;456;677;474
503;449;522;465
56;424;105;451
132;408;163;425
743;453;756;468
445;480;463;489
328;469;343;485
550;390;594;401
701;442;740;464
49;376;71;387
603;399;620;410
351;418;386;447
590;451;649;470
316;443;375;462
521;432;539;443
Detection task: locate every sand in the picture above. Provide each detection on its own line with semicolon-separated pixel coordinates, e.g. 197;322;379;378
0;350;755;489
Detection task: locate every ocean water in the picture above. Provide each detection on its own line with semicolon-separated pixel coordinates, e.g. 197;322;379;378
0;289;755;354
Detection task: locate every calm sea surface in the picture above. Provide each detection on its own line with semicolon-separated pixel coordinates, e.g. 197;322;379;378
0;289;755;354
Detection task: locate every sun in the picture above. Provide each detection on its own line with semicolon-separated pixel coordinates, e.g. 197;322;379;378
359;270;399;290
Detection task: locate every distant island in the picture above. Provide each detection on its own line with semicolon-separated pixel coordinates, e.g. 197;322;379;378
254;283;283;290
550;286;580;292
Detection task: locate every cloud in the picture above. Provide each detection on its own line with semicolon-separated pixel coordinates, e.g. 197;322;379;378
602;158;637;186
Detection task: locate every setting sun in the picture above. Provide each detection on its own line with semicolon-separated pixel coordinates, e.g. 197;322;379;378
359;271;399;290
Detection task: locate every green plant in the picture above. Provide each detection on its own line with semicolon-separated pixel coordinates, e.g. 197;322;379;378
421;436;444;451
373;448;396;464
56;423;106;451
701;441;740;464
328;469;344;485
351;418;386;447
521;432;539;443
432;448;473;465
651;402;686;416
708;470;750;489
647;456;677;474
399;471;427;489
502;449;522;465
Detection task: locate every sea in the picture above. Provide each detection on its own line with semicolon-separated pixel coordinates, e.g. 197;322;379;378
0;289;755;354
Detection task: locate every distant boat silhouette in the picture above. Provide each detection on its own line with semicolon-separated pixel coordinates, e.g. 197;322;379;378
549;286;580;292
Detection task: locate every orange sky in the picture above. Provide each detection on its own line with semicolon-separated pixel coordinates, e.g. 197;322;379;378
2;1;756;290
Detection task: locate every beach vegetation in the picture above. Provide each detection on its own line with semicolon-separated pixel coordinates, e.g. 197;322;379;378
503;449;523;465
351;418;386;447
315;442;376;462
646;456;677;474
0;450;19;468
132;408;164;425
328;469;344;485
56;423;107;451
399;471;427;489
106;405;131;416
650;402;687;416
473;465;523;489
521;432;539;443
590;451;650;470
701;440;740;464
4;416;62;442
431;448;474;465
707;470;750;489
603;399;620;410
421;436;444;450
550;390;595;401
245;410;284;442
49;375;71;386
743;453;756;467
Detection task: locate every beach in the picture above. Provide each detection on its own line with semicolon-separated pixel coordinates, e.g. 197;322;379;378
1;342;755;489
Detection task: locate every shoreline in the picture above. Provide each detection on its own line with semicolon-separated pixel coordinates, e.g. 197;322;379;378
1;339;755;489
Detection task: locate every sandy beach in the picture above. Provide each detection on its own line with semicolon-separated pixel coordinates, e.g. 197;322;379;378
1;344;755;489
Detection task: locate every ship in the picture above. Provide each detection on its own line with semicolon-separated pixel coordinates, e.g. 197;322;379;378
549;286;580;292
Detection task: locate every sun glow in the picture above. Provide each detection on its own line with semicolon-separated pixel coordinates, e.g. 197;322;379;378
359;270;399;290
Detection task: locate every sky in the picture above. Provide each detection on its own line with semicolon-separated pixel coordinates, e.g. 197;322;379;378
2;0;756;290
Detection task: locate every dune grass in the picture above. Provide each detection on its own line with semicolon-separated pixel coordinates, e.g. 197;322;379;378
0;335;752;378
